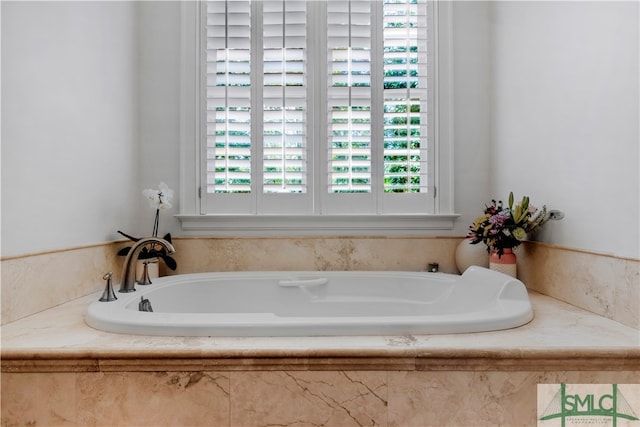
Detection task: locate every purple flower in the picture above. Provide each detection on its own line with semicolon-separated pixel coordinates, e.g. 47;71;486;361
489;213;509;228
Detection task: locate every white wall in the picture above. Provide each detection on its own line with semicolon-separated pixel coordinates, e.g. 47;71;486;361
136;1;182;238
491;1;639;258
1;1;140;257
452;2;493;232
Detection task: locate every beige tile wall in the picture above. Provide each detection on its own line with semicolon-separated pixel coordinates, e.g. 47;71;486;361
518;242;639;329
168;236;461;274
0;243;122;325
3;369;637;426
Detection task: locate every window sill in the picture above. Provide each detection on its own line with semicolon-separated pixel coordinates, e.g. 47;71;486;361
175;214;460;236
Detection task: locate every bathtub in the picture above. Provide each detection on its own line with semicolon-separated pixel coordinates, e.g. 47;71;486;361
86;267;533;337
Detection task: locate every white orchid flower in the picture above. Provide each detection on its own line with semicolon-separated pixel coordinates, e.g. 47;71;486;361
143;182;174;210
158;182;174;210
142;182;175;237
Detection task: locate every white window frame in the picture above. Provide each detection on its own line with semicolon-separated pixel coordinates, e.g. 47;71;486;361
177;0;457;235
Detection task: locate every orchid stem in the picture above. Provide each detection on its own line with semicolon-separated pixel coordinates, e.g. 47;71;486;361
152;209;159;237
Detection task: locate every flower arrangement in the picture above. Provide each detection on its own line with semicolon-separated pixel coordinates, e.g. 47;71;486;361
467;192;550;257
117;182;177;270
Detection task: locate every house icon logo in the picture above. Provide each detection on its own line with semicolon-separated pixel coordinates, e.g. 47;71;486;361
538;384;640;427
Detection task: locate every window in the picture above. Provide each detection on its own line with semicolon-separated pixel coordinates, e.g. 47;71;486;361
178;0;455;234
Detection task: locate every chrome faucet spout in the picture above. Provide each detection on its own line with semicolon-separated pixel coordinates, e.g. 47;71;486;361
119;237;176;293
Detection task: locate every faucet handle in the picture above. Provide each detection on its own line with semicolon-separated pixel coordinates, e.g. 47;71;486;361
99;272;117;302
137;261;153;286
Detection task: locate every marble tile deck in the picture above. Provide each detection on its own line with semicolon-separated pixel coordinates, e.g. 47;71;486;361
2;290;638;372
2;290;638;427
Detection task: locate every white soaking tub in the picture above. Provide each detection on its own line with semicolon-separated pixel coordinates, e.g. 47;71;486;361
85;267;533;337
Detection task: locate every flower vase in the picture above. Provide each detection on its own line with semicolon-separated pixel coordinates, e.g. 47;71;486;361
489;248;517;277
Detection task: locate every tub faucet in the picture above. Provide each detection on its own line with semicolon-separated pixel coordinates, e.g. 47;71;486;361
119;237;176;293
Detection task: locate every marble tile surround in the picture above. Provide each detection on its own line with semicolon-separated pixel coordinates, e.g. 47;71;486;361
2;237;638;427
3;369;638;426
168;236;461;274
517;242;639;329
1;236;638;328
2;289;637;426
0;243;122;325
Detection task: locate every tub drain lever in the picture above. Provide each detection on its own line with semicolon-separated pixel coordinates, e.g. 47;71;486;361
99;272;117;302
139;296;154;312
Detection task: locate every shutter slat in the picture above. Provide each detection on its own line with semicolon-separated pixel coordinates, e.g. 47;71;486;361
206;0;253;193
327;0;373;193
260;0;308;194
382;0;428;193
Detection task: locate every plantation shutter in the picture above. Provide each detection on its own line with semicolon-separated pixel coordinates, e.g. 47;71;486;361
206;0;252;194
326;0;373;194
323;0;431;214
262;0;308;194
382;0;429;194
202;0;433;216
